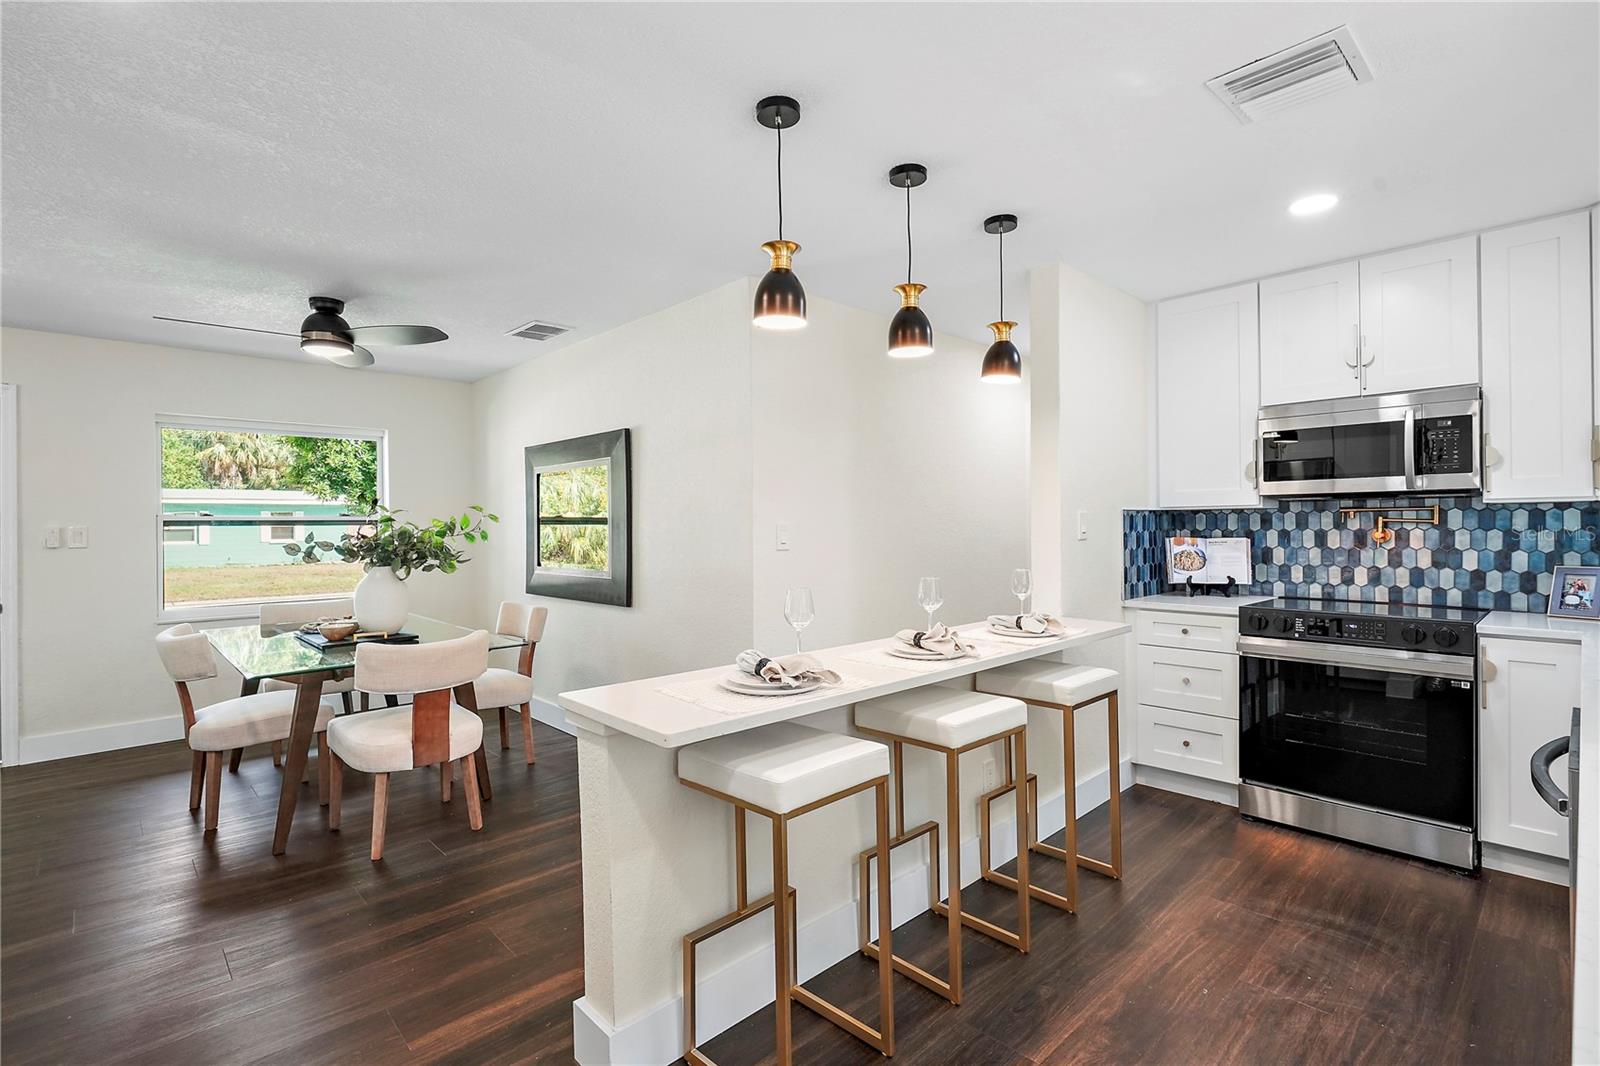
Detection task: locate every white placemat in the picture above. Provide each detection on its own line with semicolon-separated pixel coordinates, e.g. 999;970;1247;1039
839;646;981;674
656;674;874;718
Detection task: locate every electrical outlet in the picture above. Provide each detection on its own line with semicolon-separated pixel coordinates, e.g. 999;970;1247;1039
67;525;89;549
982;758;997;793
43;525;62;549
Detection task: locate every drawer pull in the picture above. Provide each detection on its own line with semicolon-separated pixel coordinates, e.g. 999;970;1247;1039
1181;677;1191;686
1182;740;1192;748
1180;627;1190;635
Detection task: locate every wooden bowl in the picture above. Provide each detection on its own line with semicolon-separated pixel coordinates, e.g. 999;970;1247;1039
317;619;359;641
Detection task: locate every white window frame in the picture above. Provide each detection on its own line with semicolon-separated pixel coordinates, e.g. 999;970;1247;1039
155;414;387;623
532;455;613;579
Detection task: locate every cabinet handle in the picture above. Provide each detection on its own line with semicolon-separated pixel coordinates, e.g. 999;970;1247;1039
1182;740;1192;748
1480;651;1495;709
1180;627;1190;635
1361;333;1374;367
1347;323;1361;374
1181;677;1192;686
1245;439;1259;488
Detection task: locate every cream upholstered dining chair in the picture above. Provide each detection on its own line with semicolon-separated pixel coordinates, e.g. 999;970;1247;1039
250;598;357;770
462;602;548;765
327;629;491;860
156;624;338;833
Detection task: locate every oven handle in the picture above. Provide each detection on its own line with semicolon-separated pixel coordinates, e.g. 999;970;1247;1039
1237;635;1476;680
1530;735;1571;817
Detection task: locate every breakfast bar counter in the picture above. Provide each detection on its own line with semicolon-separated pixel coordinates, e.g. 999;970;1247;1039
559;617;1129;1065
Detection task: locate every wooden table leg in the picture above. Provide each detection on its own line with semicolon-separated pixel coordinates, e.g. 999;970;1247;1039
272;672;330;855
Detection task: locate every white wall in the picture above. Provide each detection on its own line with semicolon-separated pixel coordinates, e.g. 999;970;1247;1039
751;295;1030;651
469;281;756;719
2;327;478;762
1028;263;1150;788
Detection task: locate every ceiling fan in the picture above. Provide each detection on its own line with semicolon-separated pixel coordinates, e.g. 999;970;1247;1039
154;296;448;368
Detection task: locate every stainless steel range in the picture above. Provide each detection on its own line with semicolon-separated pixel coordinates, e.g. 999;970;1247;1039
1237;599;1488;870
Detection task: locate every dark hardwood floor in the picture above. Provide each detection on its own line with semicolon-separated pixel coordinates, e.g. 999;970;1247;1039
2;723;1572;1065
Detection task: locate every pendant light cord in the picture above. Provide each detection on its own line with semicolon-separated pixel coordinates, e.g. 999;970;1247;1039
775;124;785;241
998;228;1005;320
905;183;913;285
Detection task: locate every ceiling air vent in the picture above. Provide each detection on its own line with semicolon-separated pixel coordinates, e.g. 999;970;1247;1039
507;319;573;342
1206;26;1372;124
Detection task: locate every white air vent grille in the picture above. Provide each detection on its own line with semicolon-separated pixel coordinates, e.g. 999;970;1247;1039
508;320;573;342
1206;26;1372;124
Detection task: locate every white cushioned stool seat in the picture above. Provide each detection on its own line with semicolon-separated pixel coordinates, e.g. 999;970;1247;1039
678;722;889;815
188;691;337;751
978;662;1120;706
472;667;534;709
261;674;356;695
326;704;485;774
856;688;1026;748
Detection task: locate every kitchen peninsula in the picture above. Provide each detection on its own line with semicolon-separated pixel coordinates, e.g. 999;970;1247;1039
558;617;1129;1066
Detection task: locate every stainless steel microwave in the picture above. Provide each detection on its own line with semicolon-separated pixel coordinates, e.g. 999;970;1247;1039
1257;385;1481;497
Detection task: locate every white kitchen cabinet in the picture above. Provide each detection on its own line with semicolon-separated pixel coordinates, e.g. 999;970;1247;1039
1481;212;1595;502
1155;283;1260;508
1258;261;1362;405
1359;236;1480;395
1132;608;1240;787
1479;636;1580;859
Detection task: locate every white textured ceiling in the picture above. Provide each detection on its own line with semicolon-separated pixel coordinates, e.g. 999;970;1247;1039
3;2;1596;381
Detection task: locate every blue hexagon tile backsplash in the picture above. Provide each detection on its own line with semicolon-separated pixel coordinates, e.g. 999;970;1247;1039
1123;497;1600;612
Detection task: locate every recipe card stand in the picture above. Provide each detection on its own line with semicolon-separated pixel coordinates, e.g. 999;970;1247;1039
1181;575;1238;598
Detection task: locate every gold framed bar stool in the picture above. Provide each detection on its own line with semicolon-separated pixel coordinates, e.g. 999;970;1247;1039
677;722;895;1065
974;663;1123;914
853;688;1032;1006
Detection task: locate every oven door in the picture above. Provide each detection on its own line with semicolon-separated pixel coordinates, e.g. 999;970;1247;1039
1257;406;1413;497
1238;637;1476;829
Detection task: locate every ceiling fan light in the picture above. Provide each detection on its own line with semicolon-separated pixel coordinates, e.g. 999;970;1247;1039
888;283;933;358
300;331;355;358
980;321;1022;383
754;240;806;330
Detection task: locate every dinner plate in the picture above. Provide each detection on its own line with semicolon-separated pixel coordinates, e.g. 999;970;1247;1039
886;645;962;660
987;624;1058;639
718;673;821;696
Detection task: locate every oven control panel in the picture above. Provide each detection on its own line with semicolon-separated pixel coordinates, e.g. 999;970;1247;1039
1241;606;1477;656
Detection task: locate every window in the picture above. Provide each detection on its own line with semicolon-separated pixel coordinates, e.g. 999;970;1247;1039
534;458;611;575
158;418;384;620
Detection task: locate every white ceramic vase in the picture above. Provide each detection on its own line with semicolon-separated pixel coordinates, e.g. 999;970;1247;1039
353;566;409;632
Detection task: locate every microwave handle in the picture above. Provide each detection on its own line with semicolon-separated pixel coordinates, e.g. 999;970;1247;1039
1403;407;1418;491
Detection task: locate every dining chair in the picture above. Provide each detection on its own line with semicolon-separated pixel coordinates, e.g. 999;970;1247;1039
327;629;491;860
461;602;547;765
155;624;338;833
248;598;357;772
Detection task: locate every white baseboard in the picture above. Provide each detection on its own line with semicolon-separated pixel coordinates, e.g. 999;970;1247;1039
1132;763;1239;807
573;759;1134;1066
16;715;183;765
530;695;575;737
1481;841;1570;886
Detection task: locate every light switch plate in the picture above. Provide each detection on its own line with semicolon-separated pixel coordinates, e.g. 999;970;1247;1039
43;525;62;549
1076;510;1089;541
66;525;88;549
776;524;792;551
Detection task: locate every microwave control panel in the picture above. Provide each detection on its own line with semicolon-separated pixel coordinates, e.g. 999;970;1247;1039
1415;415;1474;474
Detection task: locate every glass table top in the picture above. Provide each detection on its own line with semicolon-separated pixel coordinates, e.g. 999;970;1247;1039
204;614;525;681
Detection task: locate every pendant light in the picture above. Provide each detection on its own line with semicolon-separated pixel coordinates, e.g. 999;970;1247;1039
887;163;933;358
752;95;806;330
980;213;1022;383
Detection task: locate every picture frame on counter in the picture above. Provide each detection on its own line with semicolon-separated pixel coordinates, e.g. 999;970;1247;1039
1547;564;1600;620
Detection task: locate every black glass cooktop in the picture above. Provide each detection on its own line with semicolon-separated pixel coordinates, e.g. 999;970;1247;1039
1266;598;1490;624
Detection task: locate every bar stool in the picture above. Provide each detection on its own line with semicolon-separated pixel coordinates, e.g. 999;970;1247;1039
677;722;895;1065
974;663;1122;914
853;688;1031;1006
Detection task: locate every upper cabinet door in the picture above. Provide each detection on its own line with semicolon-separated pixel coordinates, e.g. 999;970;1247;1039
1359;235;1480;395
1155;283;1261;509
1481;211;1594;503
1258;261;1362;406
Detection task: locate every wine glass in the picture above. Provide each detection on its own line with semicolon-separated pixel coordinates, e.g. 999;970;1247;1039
784;587;815;653
1010;568;1032;618
916;577;944;631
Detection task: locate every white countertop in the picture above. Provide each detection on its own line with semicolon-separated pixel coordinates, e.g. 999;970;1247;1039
557;617;1130;748
1121;592;1273;614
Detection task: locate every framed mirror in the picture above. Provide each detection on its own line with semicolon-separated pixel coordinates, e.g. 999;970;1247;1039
524;428;631;606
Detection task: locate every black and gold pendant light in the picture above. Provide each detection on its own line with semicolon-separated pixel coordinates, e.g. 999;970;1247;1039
980;213;1022;383
887;163;933;358
752;95;806;330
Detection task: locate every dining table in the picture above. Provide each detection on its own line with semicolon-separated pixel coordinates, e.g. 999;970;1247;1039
203;612;528;854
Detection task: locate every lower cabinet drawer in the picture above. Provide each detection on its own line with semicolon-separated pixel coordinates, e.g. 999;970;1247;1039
1135;645;1238;718
1136;704;1238;784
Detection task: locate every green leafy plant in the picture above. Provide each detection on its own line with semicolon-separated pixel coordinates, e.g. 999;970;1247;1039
284;504;499;579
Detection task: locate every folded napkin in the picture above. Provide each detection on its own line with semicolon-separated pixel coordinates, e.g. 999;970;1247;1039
987;612;1068;636
734;649;841;687
893;623;975;658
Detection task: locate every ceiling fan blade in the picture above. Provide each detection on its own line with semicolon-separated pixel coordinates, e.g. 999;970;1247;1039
325;345;375;369
152;316;299;338
347;324;448;346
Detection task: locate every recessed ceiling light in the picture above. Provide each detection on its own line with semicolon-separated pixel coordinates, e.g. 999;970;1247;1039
1289;193;1339;217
